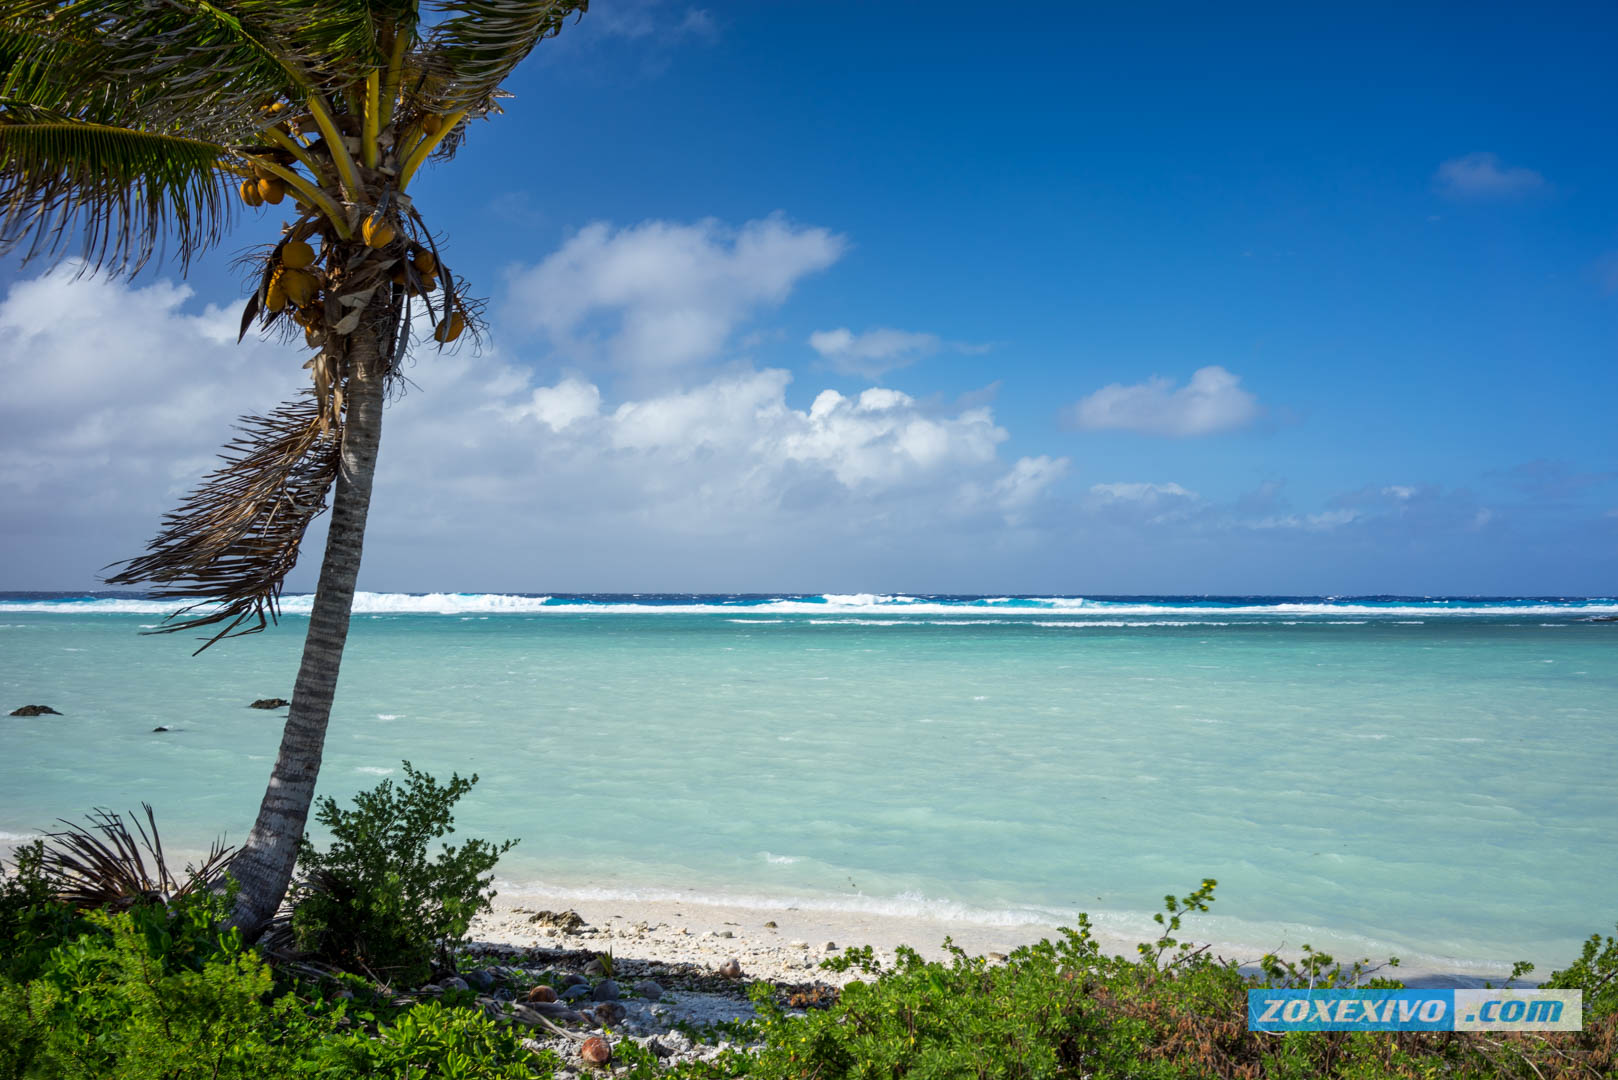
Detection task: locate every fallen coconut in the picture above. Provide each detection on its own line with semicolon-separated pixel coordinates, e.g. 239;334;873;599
579;1036;611;1065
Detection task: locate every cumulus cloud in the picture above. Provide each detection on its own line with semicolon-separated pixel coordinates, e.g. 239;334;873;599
505;214;845;374
1070;366;1261;437
1434;153;1546;199
0;268;1065;590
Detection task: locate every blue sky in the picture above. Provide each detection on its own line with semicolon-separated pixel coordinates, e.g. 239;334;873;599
2;1;1615;594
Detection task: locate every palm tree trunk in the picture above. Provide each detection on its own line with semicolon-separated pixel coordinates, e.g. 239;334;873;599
228;313;390;935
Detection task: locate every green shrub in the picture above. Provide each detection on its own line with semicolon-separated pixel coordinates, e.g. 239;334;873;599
657;882;1617;1080
0;842;87;983
0;891;327;1080
1545;922;1618;1019
314;998;555;1078
291;762;516;986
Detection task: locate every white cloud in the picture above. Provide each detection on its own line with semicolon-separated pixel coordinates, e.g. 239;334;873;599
995;456;1070;521
0;266;1062;590
1245;508;1361;531
0;265;304;503
517;377;602;431
1434;153;1546;199
505;214;845;374
1088;481;1197;502
808;326;941;376
1071;366;1260;437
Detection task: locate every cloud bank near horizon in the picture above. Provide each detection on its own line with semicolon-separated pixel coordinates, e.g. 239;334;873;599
0;219;1608;594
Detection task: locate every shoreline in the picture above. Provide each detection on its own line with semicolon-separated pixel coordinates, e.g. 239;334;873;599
469;891;1523;990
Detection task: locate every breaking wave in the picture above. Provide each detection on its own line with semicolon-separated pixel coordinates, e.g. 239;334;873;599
2;592;1614;619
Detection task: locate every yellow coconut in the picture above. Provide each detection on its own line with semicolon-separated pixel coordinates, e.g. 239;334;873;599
279;268;318;308
265;274;288;313
433;310;466;343
417;271;438;294
421;113;443;136
257;178;285;205
391;265;409;285
280;239;316;270
412;249;437;275
239;180;263;208
362;213;396;249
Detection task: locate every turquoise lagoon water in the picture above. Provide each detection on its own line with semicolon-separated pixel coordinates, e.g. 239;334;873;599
2;592;1616;976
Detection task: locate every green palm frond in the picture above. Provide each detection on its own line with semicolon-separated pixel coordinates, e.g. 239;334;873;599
241;0;419;80
424;0;587;116
3;0;303;140
0;107;234;271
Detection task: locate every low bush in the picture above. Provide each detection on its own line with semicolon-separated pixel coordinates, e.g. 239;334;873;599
290;761;516;986
7;794;1617;1079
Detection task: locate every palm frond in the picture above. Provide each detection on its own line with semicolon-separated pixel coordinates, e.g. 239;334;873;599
105;393;343;651
0;107;235;271
41;804;234;911
3;1;303;141
240;0;419;83
423;0;586;116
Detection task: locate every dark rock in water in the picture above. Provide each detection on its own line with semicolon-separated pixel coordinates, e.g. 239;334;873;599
591;978;620;1001
249;698;290;709
152;726;171;733
561;984;592;1002
10;705;61;717
1584;615;1618;623
592;1001;626;1026
463;968;495;990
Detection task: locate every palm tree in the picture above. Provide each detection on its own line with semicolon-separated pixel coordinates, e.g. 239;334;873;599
0;0;588;933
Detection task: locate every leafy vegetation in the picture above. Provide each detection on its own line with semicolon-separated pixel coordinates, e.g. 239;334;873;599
3;801;1615;1079
290;762;516;986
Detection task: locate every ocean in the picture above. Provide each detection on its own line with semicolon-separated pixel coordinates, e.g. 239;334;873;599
2;592;1615;977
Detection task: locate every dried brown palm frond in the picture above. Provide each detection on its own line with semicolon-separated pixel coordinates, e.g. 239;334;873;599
41;804;234;911
105;392;342;652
